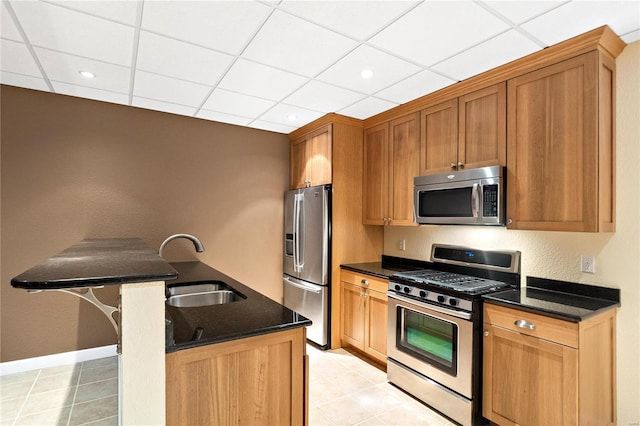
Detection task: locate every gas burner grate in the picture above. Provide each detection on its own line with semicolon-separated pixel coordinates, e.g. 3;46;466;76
393;269;509;293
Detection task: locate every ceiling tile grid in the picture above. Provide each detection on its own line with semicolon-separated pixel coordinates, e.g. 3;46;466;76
1;0;639;134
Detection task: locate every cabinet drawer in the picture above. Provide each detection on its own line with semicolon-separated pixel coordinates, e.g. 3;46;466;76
340;270;388;293
484;303;578;348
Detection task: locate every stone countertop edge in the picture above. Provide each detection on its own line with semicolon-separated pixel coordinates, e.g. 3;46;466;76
341;255;429;279
482;276;621;322
10;238;178;289
165;261;311;353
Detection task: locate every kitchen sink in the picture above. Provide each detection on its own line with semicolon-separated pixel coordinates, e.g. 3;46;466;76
166;281;245;308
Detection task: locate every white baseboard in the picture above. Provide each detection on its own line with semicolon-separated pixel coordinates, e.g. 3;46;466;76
0;345;118;376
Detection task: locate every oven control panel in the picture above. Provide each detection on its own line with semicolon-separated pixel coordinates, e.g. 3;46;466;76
389;281;473;312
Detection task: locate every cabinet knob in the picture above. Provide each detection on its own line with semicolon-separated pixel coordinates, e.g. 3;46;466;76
507;218;513;224
457;162;464;169
361;279;369;286
484;330;489;337
514;319;536;330
450;163;456;170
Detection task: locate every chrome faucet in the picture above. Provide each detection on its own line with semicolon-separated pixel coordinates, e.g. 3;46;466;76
158;234;205;258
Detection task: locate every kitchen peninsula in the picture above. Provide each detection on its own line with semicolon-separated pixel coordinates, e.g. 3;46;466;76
11;238;311;426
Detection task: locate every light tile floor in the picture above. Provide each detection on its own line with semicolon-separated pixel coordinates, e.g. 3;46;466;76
1;345;453;426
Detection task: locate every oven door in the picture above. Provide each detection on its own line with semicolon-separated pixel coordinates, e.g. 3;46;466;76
387;293;474;398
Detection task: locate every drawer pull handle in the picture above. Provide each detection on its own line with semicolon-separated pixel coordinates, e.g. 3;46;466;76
515;319;535;330
361;279;369;286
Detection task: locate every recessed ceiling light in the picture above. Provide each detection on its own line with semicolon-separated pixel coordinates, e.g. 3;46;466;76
79;70;95;79
361;69;374;79
288;114;297;121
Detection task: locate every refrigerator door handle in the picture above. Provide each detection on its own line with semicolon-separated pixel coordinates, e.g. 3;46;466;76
284;276;322;294
294;194;304;273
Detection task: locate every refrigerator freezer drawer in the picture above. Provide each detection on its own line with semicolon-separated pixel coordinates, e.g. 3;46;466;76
283;275;329;347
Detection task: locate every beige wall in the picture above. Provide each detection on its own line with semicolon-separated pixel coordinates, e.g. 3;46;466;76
0;86;290;362
385;41;640;424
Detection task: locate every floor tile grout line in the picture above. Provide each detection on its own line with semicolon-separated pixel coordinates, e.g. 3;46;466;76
67;362;83;426
11;368;41;426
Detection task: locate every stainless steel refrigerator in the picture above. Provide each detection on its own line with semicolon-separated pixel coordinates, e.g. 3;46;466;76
282;184;331;348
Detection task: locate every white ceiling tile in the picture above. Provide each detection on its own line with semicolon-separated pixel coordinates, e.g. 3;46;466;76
10;1;134;66
338;96;398;120
258;103;325;127
622;29;640;43
375;70;456;104
132;97;197;117
202;88;275;118
318;44;422;94
1;2;23;41
196;109;253;127
141;1;270;54
52;82;129;105
249;120;297;134
432;30;541;81
242;10;357;77
219;58;307;101
480;1;567;25
279;1;419;40
369;1;510;66
283;80;365;113
35;47;130;93
46;1;139;26
521;0;640;46
1;39;41;77
136;31;234;85
1;71;49;91
133;70;210;107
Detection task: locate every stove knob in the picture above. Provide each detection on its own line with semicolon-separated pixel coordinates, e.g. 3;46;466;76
394;284;402;291
419;290;427;298
437;295;446;303
403;286;411;294
449;298;458;307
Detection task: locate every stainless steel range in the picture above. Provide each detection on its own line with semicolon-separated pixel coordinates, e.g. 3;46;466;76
387;244;520;426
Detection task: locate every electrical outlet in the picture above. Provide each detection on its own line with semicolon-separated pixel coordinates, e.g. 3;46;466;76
398;239;406;251
581;255;595;273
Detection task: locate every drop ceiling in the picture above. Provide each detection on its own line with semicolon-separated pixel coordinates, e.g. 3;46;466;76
1;1;639;134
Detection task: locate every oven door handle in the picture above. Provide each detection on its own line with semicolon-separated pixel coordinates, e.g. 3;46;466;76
387;292;472;320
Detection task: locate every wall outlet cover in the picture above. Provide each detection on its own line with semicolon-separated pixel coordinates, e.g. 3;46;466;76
581;255;596;273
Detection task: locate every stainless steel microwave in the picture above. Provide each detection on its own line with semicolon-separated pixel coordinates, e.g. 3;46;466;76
414;165;505;226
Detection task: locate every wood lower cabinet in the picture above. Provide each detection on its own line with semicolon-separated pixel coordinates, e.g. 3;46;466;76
363;113;419;226
290;124;332;189
419;82;506;175
166;328;308;426
506;51;615;232
340;270;388;364
483;303;617;426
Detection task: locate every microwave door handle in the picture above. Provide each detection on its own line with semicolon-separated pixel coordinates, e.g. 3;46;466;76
471;183;480;218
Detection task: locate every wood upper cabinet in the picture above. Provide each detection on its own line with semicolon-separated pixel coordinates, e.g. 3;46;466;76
483;303;617;426
340;270;388;364
290;124;332;189
419;83;506;175
363;113;419;226
506;51;615;232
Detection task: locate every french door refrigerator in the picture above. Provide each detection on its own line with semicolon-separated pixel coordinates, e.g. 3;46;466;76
283;184;331;348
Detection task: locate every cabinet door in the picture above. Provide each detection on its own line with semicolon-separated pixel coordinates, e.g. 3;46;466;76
307;125;332;187
388;113;419;226
458;82;506;170
363;123;389;225
340;282;365;350
419;99;458;175
507;52;598;231
290;136;308;189
364;289;388;363
483;324;578;426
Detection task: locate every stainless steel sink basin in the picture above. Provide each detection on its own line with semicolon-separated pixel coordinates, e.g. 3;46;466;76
166;281;245;308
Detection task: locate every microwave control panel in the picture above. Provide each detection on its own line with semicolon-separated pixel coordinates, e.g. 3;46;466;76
483;185;499;217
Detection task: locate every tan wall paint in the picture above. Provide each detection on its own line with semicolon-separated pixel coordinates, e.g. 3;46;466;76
384;41;640;424
0;86;290;362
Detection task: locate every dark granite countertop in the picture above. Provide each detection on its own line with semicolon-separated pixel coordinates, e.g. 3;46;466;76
341;255;428;279
483;276;620;322
165;261;311;353
11;238;178;289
